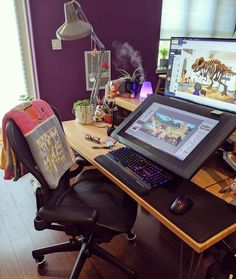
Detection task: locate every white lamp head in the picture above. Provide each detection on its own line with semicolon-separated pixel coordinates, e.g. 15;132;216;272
56;2;92;41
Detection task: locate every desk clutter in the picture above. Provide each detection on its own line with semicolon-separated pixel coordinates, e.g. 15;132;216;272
72;98;118;128
85;133;117;149
92;98;117;123
105;77;153;100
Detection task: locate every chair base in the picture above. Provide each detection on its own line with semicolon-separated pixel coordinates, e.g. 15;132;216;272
32;235;136;279
125;230;136;241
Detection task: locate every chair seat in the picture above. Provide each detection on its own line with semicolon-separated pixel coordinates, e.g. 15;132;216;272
60;169;137;238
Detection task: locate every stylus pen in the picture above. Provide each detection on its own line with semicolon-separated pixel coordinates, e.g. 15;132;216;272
92;146;111;149
219;185;232;193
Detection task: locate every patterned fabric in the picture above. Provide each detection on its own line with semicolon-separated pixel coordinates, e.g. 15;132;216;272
0;99;75;188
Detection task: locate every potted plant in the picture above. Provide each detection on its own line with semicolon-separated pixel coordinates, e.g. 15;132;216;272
19;94;33;101
159;47;169;69
72;99;94;125
116;66;144;97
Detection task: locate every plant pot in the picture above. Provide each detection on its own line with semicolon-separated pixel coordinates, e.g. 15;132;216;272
75;105;94;125
124;80;140;97
160;58;168;69
104;114;112;124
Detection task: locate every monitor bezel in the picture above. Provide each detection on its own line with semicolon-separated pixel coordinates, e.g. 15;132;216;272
164;36;236;114
111;94;236;179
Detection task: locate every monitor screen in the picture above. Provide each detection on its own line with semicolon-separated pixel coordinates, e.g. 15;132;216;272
165;37;236;113
112;94;236;179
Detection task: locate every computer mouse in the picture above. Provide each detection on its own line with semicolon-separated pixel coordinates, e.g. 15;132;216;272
169;195;193;215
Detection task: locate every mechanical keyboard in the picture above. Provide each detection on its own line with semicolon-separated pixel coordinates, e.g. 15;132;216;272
95;147;173;195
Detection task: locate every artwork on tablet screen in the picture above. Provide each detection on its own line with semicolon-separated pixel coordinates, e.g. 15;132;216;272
139;112;196;147
125;102;218;161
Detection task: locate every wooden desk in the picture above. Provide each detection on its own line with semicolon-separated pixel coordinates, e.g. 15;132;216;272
114;97;141;112
63;120;236;253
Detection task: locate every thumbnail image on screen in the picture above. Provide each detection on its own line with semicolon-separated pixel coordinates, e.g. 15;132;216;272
139;112;196;146
165;38;236;113
125;102;219;161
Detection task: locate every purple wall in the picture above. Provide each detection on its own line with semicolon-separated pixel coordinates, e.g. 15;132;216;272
27;0;162;120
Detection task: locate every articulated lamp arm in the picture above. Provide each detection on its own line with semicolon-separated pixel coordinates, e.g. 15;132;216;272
71;0;106;104
72;0;105;50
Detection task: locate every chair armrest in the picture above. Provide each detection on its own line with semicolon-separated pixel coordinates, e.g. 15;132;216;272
75;154;92;166
38;205;98;225
68;155;92;179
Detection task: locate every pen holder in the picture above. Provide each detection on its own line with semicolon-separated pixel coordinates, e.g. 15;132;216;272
107;110;116;136
104;114;112;124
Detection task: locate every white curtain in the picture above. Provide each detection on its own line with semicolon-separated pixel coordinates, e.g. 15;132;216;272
160;0;236;39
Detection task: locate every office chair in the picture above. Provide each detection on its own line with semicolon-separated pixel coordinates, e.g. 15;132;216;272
5;107;138;279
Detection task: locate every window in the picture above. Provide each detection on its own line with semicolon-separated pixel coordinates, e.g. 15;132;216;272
0;0;35;127
157;0;236;68
15;0;36;100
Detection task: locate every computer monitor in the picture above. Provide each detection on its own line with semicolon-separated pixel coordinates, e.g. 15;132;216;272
111;94;236;179
165;37;236;113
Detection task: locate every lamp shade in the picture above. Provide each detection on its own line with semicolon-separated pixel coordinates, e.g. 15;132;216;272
56;2;92;41
139;81;153;100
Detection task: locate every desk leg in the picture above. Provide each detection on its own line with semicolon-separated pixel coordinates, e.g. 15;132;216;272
192;252;204;279
187;250;195;279
179;241;204;279
178;241;184;279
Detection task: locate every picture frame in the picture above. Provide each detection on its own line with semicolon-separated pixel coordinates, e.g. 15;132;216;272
84;50;111;91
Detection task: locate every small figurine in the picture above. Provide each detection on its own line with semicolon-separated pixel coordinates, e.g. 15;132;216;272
93;104;105;122
108;81;119;99
200;89;206;96
230;178;236;195
193;82;202;96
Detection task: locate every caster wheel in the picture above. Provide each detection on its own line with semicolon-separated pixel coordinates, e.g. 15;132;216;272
125;230;136;241
35;255;45;265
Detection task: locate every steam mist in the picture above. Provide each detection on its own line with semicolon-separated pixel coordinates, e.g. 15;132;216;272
112;41;145;81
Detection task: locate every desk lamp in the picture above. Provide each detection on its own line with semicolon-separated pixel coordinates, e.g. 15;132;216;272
56;0;105;105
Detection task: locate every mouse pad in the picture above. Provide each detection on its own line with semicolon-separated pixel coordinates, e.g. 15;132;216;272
143;179;236;243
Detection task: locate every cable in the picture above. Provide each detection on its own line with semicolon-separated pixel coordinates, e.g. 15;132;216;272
204;173;236;190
